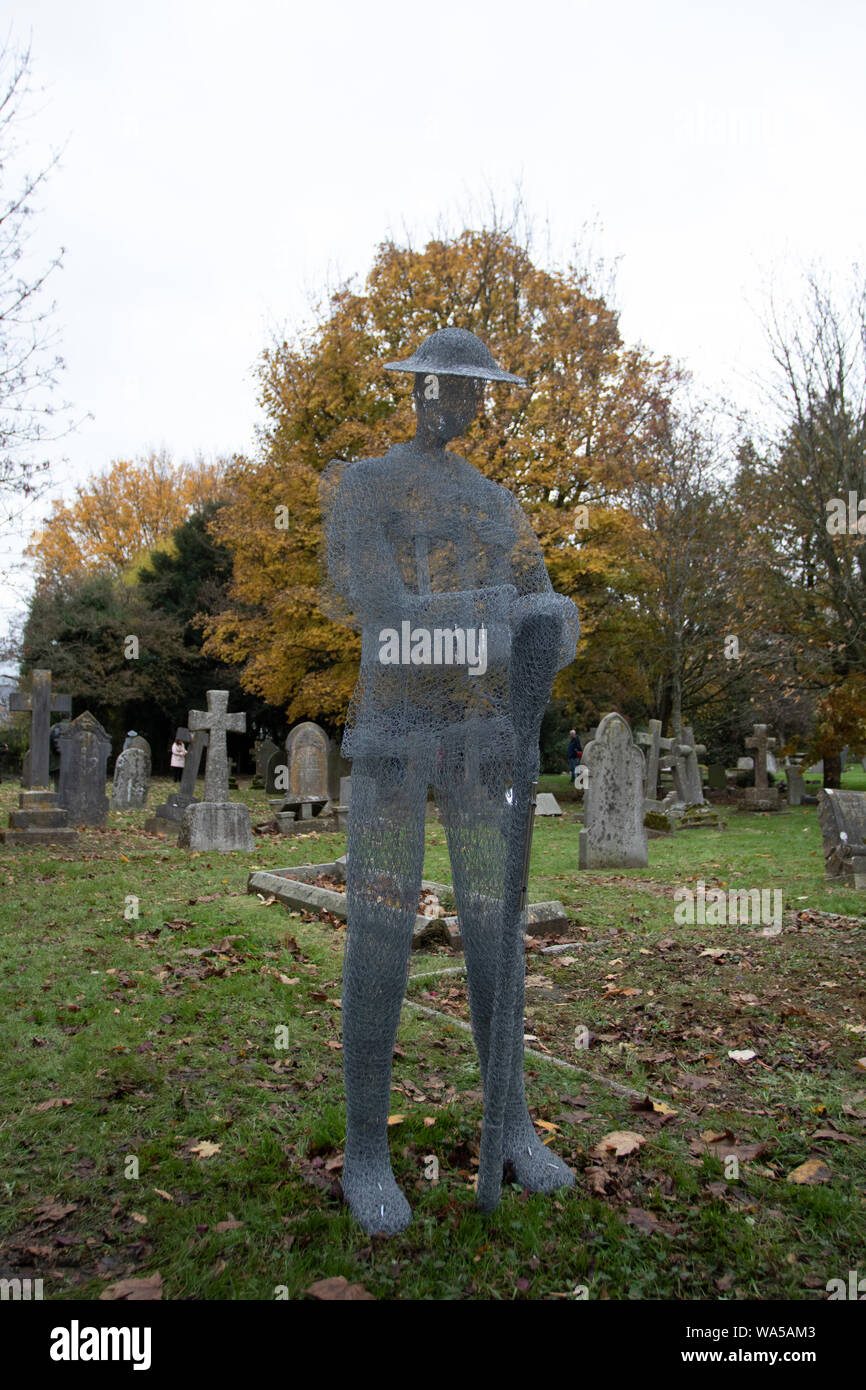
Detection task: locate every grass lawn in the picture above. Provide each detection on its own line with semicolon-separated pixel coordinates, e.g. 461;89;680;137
1;772;864;1301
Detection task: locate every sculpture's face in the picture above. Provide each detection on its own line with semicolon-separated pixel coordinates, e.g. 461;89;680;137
413;373;483;444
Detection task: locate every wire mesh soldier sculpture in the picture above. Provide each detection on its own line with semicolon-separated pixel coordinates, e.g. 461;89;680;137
320;327;580;1234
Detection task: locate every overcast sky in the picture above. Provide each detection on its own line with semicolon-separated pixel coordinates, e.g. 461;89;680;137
2;0;864;639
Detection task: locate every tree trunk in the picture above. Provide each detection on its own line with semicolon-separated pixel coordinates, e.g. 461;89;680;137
823;752;842;789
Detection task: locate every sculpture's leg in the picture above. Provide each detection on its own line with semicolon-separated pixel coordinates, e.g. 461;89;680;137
436;756;574;1197
341;755;426;1235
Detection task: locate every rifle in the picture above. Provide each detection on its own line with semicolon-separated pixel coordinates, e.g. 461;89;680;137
476;612;560;1213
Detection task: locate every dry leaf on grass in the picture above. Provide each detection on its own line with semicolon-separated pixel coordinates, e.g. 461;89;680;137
306;1276;375;1301
189;1140;222;1159
591;1131;645;1158
786;1159;831;1185
99;1272;163;1301
33;1098;74;1111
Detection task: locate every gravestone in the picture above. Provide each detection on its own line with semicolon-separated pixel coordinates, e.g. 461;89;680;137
807;759;824;778
671;725;706;806
112;747;150;809
127;734;151;773
1;670;78;846
266;748;287;795
744;724;780;811
534;792;562;816
252;737;278;790
818;789;866;884
737;757;754;771
784;766;816;807
707;763;728;791
637;719;674;805
179;691;253;852
578;713;648;869
145;729;209;835
57;711;111;826
277;721;332;824
335;775;351;830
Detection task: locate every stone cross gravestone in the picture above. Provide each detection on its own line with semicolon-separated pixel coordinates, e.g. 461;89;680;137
179;691;253;852
578;713;648;869
637;719;674;805
112;747;150;809
818;789;866;884
671;725;706;806
57;711;111;826
11;669;71;789
744;724;780;810
145;729;208;834
1;670;78;845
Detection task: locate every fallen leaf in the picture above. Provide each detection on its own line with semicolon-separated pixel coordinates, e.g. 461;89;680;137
33;1097;74;1111
99;1272;163;1301
31;1200;77;1225
592;1131;645;1159
214;1217;244;1232
786;1158;831;1185
728;1049;757;1063
387;1115;405;1126
190;1140;222;1159
130;1212;148;1225
306;1276;375;1301
152;1189;174;1202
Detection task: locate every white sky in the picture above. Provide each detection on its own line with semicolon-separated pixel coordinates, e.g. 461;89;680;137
2;0;865;641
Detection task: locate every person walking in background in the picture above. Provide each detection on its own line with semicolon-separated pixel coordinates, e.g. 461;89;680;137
170;736;187;783
567;728;582;782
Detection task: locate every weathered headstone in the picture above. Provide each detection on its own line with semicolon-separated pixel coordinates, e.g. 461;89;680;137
671;725;706;806
252;737;278;790
12;670;71;789
744;724;780;811
534;792;562;816
179;691;253;852
127;734;152;773
818;789;866;884
578;713;648;869
335;775;352;830
286;721;329;801
277;721;333;824
57;711;111;826
637;719;674;805
707;763;728;791
145;729;208;834
266;748;287;795
807;759;824;777
1;670;78;845
112;747;150;810
737;757;754;771
785;766;805;806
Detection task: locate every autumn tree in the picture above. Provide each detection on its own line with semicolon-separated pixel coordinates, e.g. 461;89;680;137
18;501;281;765
26;450;226;585
204;225;675;726
741;271;866;784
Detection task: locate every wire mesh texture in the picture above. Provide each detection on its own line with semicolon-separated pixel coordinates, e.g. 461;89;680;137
319;331;579;1232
